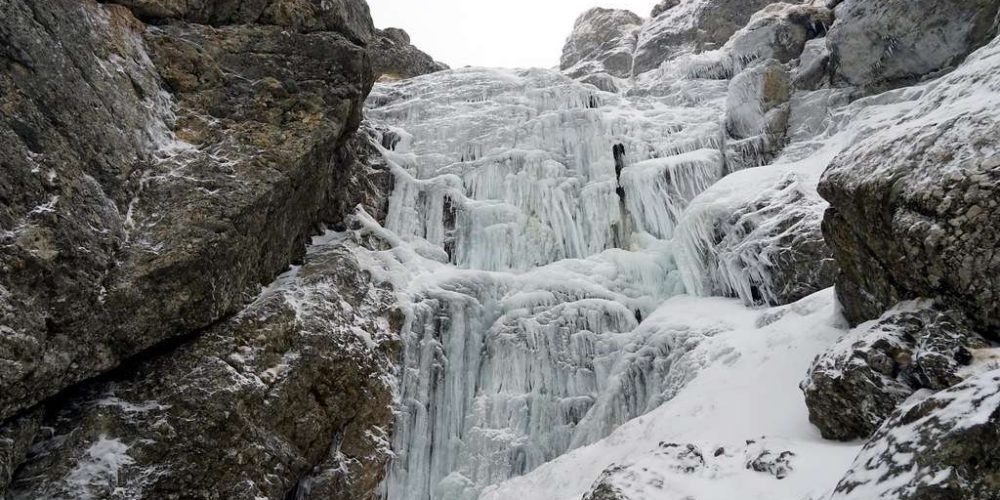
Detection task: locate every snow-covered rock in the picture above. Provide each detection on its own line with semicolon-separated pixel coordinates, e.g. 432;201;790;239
633;0;782;75
561;8;643;84
724;59;792;170
827;0;1000;89
828;369;1000;500
802;304;988;441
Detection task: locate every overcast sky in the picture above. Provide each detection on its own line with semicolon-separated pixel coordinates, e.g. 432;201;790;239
367;0;658;69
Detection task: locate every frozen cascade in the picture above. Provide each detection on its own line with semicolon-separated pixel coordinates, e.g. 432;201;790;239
362;66;737;500
358;48;938;497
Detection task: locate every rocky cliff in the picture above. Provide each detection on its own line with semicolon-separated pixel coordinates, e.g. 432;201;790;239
0;0;442;497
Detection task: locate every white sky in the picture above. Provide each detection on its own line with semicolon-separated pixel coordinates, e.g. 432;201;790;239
367;0;658;69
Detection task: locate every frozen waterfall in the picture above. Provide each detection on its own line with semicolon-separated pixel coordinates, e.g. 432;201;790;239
354;58;907;499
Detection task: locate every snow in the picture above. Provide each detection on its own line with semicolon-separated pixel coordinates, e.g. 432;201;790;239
480;290;861;500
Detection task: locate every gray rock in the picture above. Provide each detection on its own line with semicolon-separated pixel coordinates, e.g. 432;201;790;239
0;0;375;421
108;0;375;43
633;0;780;75
724;59;792;170
0;409;41;496
827;0;1000;89
829;369;1000;500
725;3;834;67
801;305;988;441
7;236;401;500
819;35;1000;328
650;0;680;18
561;8;643;80
372;27;448;80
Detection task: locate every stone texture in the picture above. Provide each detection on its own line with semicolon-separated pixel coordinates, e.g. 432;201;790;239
561;8;643;80
371;27;448;80
0;0;375;421
633;0;779;75
819;35;1000;329
827;0;1000;89
724;3;833;67
829;369;1000;500
724;59;792;170
6;237;401;500
650;0;680;18
801;305;988;441
0;409;41;496
107;0;375;42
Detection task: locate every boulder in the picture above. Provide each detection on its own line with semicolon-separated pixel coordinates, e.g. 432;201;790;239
0;0;375;421
650;0;680;18
829;369;1000;500
827;0;1000;89
372;27;449;80
724;3;834;67
560;8;643;80
6;238;401;500
801;305;988;441
819;35;1000;328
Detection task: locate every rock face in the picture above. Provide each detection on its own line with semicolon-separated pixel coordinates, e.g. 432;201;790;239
6;236;400;500
827;0;1000;89
724;59;792;170
802;305;988;441
819;35;1000;328
371;27;448;80
0;0;374;422
829;369;1000;500
633;0;779;75
0;409;41;497
561;8;643;81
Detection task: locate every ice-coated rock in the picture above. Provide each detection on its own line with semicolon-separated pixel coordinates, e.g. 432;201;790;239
561;8;643;81
6;235;401;500
827;0;1000;89
724;59;792;170
819;34;1000;328
0;0;375;421
828;369;1000;500
802;304;988;441
724;3;833;67
678;170;835;306
633;0;781;75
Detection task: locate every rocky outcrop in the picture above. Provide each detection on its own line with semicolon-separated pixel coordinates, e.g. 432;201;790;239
633;0;778;75
6;235;401;500
561;8;643;85
371;27;448;80
0;0;374;422
829;369;1000;500
724;3;833;67
802;305;988;441
724;59;792;170
819;35;1000;328
827;0;1000;90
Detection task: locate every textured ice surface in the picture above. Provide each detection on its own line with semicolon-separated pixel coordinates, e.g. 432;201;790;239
363;30;998;499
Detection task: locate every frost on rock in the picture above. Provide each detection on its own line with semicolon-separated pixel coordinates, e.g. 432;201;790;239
801;303;989;441
828;369;1000;500
827;0;1000;89
561;8;644;88
7;236;401;500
